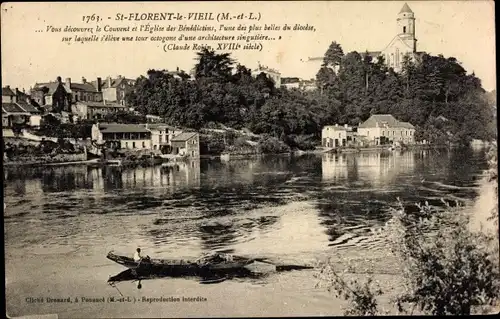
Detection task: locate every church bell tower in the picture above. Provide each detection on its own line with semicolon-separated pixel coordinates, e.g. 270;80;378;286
397;3;417;52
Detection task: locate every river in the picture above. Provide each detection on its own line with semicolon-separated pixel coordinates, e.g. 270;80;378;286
4;148;490;317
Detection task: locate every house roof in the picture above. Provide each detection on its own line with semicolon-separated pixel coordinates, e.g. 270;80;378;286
144;123;178;131
399;3;413;14
323;125;347;131
171;132;198;142
100;77;135;89
33;82;72;94
358;114;415;129
96;123;151;134
2;103;30;115
2;87;15;96
17;101;41;114
34;80;98;94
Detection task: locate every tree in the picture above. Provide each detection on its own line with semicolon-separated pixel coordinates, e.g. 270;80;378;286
193;48;234;80
322;41;345;70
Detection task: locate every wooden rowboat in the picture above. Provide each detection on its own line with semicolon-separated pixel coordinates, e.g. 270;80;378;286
106;251;256;276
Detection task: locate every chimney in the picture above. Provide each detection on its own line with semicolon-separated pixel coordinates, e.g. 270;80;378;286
82;77;87;83
6;85;10;89
96;77;102;92
56;76;62;83
107;76;112;88
65;78;71;87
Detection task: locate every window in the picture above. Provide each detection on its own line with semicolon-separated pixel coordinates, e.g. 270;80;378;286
403;26;406;33
393;131;395;136
142;141;145;148
338;133;341;138
125;142;128;148
132;142;136;148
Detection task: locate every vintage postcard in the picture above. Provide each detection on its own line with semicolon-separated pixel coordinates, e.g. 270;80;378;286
2;1;498;318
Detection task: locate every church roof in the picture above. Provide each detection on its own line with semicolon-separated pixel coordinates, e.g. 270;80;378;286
399;3;413;14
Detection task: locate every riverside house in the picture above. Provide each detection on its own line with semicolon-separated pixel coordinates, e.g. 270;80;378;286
322;124;348;149
145;123;183;152
91;123;200;158
357;114;415;146
91;123;152;150
171;132;200;158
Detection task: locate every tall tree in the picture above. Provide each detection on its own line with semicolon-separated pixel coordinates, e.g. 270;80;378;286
193;48;234;80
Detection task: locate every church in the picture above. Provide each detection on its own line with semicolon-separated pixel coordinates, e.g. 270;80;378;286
304;3;424;73
377;2;422;72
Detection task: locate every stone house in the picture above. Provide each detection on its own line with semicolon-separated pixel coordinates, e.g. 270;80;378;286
31;76;104;112
322;124;348;148
357;114;415;146
145;123;183;152
98;76;135;106
2;86;42;127
171;132;200;158
91;123;152;150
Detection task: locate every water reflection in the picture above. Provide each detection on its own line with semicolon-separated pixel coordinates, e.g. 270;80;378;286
4;149;490;265
4;161;201;195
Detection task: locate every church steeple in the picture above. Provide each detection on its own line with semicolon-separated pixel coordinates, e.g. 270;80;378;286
397;3;417;52
399;2;413;14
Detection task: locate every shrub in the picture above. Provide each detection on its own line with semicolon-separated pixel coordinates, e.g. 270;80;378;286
316;199;500;315
257;135;291;154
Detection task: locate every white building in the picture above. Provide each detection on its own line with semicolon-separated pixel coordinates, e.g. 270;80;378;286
146;123;183;151
251;64;281;87
91;123;152;150
357;114;415;146
322;124;348;148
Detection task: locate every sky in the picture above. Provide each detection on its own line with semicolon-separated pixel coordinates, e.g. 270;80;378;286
1;1;496;92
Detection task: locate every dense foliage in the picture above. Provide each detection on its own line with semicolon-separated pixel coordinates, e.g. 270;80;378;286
316;194;500;315
37;114;93;140
126;44;496;147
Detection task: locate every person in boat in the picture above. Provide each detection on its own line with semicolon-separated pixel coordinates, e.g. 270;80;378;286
134;248;142;262
133;248;151;269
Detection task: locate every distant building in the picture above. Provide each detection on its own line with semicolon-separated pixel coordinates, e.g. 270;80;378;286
2;86;41;127
31;76;104;112
322;124;348;148
357;114;415;145
72;101;127;120
171;132;200;158
252;64;281;87
98;76;136;106
91;123;152;150
305;3;424;73
281;77;301;90
281;77;317;91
